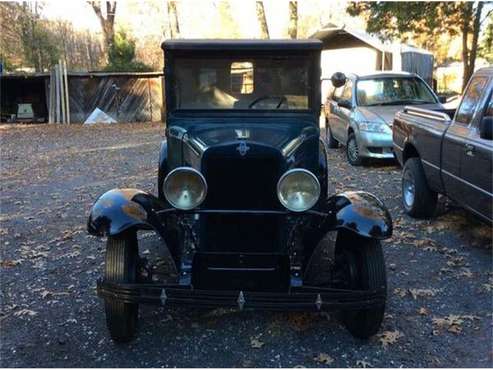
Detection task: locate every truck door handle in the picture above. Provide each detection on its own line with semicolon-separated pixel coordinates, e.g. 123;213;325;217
464;143;475;156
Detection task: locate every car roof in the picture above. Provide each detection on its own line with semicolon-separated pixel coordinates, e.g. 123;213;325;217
346;71;416;80
162;39;322;51
473;66;493;77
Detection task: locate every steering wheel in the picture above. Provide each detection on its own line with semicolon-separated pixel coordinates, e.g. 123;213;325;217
248;96;287;109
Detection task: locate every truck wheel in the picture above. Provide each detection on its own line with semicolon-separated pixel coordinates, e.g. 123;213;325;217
104;232;139;342
346;133;365;166
338;237;386;339
326;122;339;149
402;158;437;218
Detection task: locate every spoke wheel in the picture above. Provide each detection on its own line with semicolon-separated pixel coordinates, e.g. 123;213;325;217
337;236;386;339
104;231;139;342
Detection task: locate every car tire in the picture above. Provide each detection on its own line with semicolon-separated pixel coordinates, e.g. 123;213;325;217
402;158;437;218
340;237;386;339
104;232;139;343
325;122;339;149
346;133;365;166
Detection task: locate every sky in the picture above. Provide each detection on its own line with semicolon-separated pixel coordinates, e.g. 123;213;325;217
38;0;357;39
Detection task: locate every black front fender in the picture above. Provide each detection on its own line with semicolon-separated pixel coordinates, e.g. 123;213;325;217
320;191;392;239
87;188;167;237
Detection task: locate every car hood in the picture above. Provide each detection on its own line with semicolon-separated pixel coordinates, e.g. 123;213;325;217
357;103;443;125
184;121;319;154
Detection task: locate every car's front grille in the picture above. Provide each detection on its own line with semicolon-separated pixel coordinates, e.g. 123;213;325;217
203;155;281;210
199;145;284;253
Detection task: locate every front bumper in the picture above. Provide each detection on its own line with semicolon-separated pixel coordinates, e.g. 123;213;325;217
97;280;386;311
357;130;394;159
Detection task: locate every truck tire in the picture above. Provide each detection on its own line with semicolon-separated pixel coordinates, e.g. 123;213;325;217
104;232;139;342
326;122;339;149
340;237;386;339
402;158;437;218
346;133;365;166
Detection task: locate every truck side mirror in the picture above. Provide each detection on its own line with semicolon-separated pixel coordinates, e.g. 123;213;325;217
338;99;352;110
479;116;493;140
331;72;346;88
438;96;447;104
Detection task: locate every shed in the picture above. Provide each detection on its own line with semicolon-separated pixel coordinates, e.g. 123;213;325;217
310;23;434;85
0;71;163;123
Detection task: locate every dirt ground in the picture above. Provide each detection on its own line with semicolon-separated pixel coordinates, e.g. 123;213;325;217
0;122;491;367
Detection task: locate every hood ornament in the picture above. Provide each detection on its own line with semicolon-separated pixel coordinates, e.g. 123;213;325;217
237;141;250;156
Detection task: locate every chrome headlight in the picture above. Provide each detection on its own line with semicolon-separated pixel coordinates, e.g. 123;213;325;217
277;169;320;212
359;121;391;133
163;167;207;210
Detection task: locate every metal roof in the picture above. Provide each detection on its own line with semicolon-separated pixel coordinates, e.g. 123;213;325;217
162;39;322;51
310;23;432;55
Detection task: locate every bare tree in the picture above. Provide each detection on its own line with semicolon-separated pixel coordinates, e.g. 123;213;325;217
288;1;297;39
88;1;116;55
167;1;180;39
256;1;269;39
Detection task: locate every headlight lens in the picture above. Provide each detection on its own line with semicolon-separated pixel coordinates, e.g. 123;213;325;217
277;169;320;212
163;167;207;210
359;121;390;133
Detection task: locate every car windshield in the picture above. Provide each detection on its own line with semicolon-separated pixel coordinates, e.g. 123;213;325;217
356;77;437;106
173;57;311;110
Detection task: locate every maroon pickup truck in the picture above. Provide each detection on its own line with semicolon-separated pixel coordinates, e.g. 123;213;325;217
393;67;492;223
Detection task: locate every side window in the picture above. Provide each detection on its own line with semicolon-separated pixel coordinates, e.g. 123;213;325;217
484;94;493;117
455;76;489;125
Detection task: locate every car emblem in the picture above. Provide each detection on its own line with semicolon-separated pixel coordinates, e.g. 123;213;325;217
237;141;250;156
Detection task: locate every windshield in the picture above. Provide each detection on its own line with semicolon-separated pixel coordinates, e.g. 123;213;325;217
173;57;311;110
356;77;437;106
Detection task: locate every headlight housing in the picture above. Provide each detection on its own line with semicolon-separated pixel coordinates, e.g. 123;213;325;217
359;121;390;133
277;169;320;212
163;167;207;210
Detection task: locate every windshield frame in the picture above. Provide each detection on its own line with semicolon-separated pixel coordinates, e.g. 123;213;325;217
164;49;321;117
355;76;438;107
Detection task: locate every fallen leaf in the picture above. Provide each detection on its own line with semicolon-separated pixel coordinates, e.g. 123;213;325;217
409;288;440;300
314;353;334;365
250;337;264;349
378;330;403;348
356;360;373;368
432;314;479;335
393;288;407;298
0;260;22;268
418;307;429;316
14;309;37;317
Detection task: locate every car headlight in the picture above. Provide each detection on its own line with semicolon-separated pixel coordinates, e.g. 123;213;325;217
163;167;207;210
277;169;320;212
359;121;390;133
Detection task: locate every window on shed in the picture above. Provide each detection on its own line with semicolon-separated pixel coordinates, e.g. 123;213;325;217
231;62;254;94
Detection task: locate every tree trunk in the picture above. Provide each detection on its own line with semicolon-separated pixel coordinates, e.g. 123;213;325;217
460;2;473;92
466;2;484;87
288;1;297;39
88;1;116;58
167;1;180;39
256;1;269;39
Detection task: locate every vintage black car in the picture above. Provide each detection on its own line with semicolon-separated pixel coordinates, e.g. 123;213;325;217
87;39;393;342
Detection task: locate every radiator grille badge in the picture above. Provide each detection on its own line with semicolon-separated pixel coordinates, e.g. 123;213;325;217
160;289;167;306
237;291;245;310
315;293;322;310
237;141;250;156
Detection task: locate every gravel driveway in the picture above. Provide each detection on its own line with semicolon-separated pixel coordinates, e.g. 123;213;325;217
1;123;491;367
